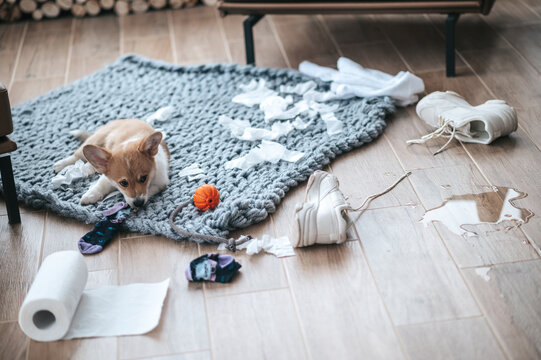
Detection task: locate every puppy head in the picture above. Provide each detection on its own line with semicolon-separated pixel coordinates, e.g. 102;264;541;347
83;132;162;208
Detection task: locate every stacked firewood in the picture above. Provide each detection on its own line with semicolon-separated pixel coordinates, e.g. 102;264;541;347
0;0;216;21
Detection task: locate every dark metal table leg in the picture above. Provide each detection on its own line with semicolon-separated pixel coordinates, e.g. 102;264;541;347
446;13;460;77
243;14;264;65
0;155;21;224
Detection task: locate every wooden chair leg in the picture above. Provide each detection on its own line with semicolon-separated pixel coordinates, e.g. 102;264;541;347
0;155;21;224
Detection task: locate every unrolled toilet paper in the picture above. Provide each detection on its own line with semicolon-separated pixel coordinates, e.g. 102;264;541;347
18;251;170;342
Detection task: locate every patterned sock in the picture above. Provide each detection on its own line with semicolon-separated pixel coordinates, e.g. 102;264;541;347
78;202;130;255
185;253;241;283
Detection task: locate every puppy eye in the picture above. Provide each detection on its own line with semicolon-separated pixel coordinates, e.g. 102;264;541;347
119;180;128;187
139;175;147;183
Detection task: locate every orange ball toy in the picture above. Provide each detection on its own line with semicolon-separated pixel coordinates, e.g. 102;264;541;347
193;184;220;211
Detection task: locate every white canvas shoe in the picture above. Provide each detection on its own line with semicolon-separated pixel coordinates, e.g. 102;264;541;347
410;91;517;153
290;170;350;247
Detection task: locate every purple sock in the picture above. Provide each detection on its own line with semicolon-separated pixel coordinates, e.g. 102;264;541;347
185;253;241;283
78;202;130;255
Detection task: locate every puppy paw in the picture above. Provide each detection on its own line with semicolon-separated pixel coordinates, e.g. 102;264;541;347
53;160;66;173
80;191;103;205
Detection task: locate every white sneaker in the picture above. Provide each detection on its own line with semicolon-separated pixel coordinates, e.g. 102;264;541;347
290;170;350;247
412;91;517;150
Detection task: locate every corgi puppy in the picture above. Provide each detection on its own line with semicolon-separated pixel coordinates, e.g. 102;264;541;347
54;119;170;208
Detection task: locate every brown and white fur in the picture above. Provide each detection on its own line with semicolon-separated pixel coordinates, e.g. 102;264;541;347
54;119;170;208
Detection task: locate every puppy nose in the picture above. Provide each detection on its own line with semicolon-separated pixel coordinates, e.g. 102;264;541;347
133;198;145;208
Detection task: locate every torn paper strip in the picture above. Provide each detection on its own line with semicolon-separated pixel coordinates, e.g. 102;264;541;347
145;106;175;125
292;117;312;130
279;81;317;95
219;115;293;141
224;140;304;170
320;112;343;136
259;95;293;122
218;235;295;257
178;163;206;182
233;79;277;107
52;160;95;189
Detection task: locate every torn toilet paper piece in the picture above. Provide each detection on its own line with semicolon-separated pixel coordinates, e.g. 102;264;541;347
299;57;425;106
259;95;293;121
292;117;312;130
224;140;304;170
320;112;343;136
145;106;175;125
218;235;295;257
178;163;206;181
279;80;317;95
265;100;311;122
233;79;277;107
219;115;293;141
52;160;94;189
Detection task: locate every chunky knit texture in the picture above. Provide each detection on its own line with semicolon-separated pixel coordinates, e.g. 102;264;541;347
7;55;394;243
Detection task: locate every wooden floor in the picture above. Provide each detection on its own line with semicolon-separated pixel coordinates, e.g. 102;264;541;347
1;0;541;358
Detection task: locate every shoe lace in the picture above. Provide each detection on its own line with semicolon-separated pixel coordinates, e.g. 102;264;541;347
345;171;412;231
406;116;472;155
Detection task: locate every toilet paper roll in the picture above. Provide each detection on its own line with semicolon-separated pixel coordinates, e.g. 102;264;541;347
19;251;170;342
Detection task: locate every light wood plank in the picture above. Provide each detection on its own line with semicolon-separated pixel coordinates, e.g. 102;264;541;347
320;14;386;46
499;23;541;75
0;322;27;360
121;11;173;63
410;165;538;267
397;317;506;360
271;15;339;68
118;236;209;359
15;18;72;81
0;212;45;321
68;15;120;82
27;269;118;360
340;41;407;75
483;0;541;29
206;289;307;359
170;7;228;64
461;46;541;109
41;213;118;272
199;218;288;297
138;352;211;360
9;77;65;105
0;22;25;86
463;261;541;359
221;15;287;67
285;241;405;360
331;136;419;210
356;205;480;325
376;14;463;72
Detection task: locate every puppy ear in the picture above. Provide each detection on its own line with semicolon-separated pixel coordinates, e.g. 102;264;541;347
83;145;111;173
139;132;162;156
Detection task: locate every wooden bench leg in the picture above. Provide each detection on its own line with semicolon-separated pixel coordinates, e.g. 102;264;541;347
445;13;460;77
0;155;21;224
243;14;264;65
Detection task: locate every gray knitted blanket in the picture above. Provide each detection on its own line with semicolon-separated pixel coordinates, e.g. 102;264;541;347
8;55;393;242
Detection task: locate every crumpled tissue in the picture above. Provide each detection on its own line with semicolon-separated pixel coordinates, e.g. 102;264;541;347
299;57;425;106
145;106;175;125
224;140;304;170
18;251;170;342
279;80;317;95
51;160;94;189
219;115;293;141
218;235;295;257
233;79;277;107
178;163;206;181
